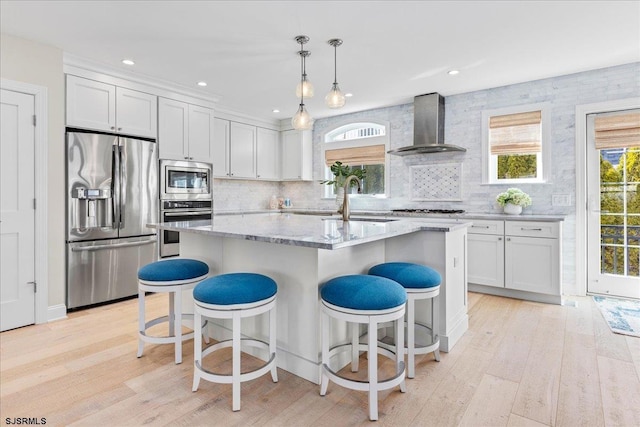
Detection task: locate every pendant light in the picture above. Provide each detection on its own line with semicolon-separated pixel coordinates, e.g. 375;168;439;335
295;36;314;98
325;38;346;109
292;35;313;130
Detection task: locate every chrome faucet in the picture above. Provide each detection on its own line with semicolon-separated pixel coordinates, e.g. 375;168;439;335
342;175;362;221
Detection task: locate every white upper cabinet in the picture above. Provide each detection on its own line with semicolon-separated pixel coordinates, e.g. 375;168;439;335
158;97;214;163
212;118;230;177
281;129;312;181
256;128;280;180
66;75;157;138
229;121;256;179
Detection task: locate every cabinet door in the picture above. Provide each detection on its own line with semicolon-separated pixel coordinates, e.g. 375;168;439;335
505;236;560;295
115;87;157;138
281;129;312;180
468;233;505;287
188;105;214;163
158;98;188;160
256;128;280;180
229;122;256;178
66;75;115;132
212;118;230;177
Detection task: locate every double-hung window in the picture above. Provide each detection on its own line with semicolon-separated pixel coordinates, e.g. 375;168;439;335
322;122;389;197
482;104;550;184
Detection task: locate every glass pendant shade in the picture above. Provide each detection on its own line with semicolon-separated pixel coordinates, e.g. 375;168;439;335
325;83;346;109
292;104;313;130
295;78;314;98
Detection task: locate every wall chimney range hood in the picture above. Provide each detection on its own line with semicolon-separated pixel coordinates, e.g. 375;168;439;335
388;93;466;155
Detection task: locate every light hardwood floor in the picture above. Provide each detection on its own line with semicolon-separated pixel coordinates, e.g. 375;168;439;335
1;292;639;426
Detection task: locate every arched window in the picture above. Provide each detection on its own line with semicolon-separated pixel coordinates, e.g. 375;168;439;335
322;122;389;197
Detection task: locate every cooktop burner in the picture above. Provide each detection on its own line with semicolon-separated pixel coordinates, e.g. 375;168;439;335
392;209;466;214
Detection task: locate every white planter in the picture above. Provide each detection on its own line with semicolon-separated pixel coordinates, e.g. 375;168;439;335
503;203;523;215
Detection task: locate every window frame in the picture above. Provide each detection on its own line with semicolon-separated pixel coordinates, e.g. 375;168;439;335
481;102;551;184
321;121;390;198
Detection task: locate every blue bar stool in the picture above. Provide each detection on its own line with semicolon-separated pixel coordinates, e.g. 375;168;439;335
137;258;209;364
192;273;278;412
369;262;441;378
320;275;407;421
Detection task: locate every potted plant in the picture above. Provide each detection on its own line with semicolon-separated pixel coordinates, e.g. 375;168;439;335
496;188;532;215
321;161;366;212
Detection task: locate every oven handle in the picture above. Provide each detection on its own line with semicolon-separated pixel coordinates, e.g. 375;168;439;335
164;211;212;217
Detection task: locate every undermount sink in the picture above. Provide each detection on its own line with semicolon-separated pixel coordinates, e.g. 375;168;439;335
322;217;398;223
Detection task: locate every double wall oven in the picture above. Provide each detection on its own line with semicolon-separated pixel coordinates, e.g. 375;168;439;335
159;160;212;258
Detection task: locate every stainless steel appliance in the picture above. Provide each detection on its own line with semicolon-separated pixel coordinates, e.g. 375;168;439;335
159;199;212;258
66;130;158;309
160;159;211;200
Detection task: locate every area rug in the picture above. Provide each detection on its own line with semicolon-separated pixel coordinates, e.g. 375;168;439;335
593;296;640;337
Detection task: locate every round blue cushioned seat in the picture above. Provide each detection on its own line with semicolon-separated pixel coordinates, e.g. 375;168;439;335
193;273;277;305
321;275;407;311
368;262;441;289
138;259;209;282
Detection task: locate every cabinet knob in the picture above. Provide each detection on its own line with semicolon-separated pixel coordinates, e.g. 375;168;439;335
117;127;122;131
498;237;502;241
184;156;189;160
257;175;260;178
110;126;115;130
506;237;511;241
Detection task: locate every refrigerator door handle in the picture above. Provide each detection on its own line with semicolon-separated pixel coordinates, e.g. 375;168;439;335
71;238;157;252
112;142;121;229
118;141;126;229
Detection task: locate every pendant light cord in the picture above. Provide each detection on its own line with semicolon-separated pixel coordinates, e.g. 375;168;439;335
333;44;338;85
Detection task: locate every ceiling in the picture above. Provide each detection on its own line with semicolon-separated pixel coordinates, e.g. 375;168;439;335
1;1;639;122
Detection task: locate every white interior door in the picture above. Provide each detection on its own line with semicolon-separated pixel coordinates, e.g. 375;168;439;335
586;109;640;299
1;88;36;331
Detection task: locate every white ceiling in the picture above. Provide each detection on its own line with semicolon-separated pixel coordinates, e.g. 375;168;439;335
1;1;639;122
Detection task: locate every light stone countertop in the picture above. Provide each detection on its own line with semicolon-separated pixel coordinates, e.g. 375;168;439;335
213;209;566;222
150;213;472;250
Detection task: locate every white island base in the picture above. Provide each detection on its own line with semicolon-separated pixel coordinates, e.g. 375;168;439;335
179;226;468;385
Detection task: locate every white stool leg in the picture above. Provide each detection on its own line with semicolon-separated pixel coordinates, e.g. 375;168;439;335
351;322;359;372
232;311;241;411
433;295;441;362
174;289;183;364
192;306;202;392
407;296;416;378
137;287;145;358
168;291;175;337
368;317;379;421
396;312;406;393
320;310;330;396
270;304;278;382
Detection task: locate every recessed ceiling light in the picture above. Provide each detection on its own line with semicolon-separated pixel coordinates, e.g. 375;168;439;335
272;109;280;113
345;93;353;97
448;70;459;75
197;81;207;87
121;59;135;66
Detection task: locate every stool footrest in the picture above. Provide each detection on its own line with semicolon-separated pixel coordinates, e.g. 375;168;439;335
196;338;276;384
379;322;440;355
321;360;406;392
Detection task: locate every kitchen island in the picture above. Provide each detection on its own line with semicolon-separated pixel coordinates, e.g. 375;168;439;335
151;213;471;384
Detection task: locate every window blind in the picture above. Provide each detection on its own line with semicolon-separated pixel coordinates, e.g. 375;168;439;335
325;144;386;166
489;111;542;155
594;111;640;149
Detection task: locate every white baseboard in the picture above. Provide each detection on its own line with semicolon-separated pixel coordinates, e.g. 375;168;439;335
47;304;67;323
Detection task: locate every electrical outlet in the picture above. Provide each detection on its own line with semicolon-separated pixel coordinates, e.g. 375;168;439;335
552;194;571;206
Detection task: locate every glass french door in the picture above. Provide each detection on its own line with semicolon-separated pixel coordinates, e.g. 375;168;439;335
586;109;640;299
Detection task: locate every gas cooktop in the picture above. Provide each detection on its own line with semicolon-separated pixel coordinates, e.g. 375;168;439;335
391;209;466;214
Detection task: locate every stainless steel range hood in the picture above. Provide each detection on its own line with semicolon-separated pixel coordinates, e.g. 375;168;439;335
388;93;466;155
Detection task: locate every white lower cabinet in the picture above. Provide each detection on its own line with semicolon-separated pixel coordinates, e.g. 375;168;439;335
468;219;562;302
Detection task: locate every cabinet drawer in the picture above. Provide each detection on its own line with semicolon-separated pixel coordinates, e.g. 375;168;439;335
468;220;504;235
505;221;559;238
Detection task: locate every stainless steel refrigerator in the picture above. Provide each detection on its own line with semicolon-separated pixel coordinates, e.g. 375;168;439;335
66;131;158;309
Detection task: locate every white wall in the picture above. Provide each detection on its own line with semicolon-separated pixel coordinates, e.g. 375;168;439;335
0;33;66;308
